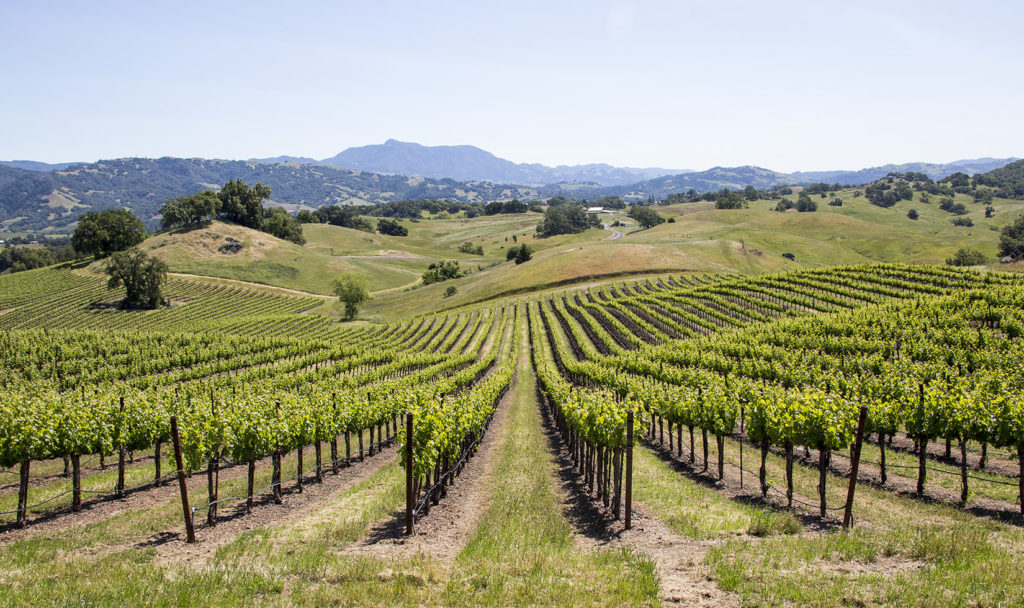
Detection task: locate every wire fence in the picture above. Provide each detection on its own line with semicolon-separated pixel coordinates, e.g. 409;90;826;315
192;437;399;514
0;468;183;517
2;427;400;526
645;434;849;514
646;422;1023;519
829;446;1021;488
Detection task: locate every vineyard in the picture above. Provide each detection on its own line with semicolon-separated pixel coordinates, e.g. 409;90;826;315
2;262;1024;607
530;264;1024;521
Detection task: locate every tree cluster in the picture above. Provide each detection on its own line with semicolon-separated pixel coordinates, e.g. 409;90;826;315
665;186;791;206
796;192;818;212
865;180;913;208
158;180;305;244
484;199;529;215
377;218;408;236
536;203;600;237
158;191;220;228
714;191;748;209
422;260;466;285
939;197;968;215
946;248;986;266
803;182;846;195
0;246;55;273
263;207;306;244
627;205;665;228
971;160;1024;199
458;241;483;255
0;238;78;273
998;214;1024;258
218;180;270;229
303;205;374;232
72;209;147;259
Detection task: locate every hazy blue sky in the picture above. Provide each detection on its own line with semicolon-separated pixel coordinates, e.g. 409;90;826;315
2;0;1021;172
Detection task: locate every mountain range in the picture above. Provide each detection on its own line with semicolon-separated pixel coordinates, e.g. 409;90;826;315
790;158;1018;186
0;142;1017;233
0;158;542;233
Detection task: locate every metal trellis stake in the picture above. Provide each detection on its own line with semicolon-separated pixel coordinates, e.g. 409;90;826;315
625;410;634;530
405;412;414;535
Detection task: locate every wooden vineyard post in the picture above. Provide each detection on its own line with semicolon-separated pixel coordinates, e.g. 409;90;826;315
405;413;414;536
843;405;869;530
170;416;196;544
625;410;634;530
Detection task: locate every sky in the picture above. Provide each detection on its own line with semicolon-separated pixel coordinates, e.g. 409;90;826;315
1;0;1022;172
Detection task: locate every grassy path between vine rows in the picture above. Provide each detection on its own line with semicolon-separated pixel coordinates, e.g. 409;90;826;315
633;428;1024;607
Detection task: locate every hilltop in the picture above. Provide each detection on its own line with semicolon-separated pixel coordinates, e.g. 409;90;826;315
82;175;1023;322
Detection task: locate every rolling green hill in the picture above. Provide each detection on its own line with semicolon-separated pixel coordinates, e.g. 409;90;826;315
57;183;1017;322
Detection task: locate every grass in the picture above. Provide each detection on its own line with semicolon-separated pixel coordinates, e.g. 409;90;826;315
634;425;1024;606
630;443;797;539
442;321;658;606
695;433;1024;607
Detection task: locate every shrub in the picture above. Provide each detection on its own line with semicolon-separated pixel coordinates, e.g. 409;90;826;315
422;260;465;284
506;243;533;264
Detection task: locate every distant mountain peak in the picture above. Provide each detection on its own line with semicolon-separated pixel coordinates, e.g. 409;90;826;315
0;160;80;172
319;140;684;187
